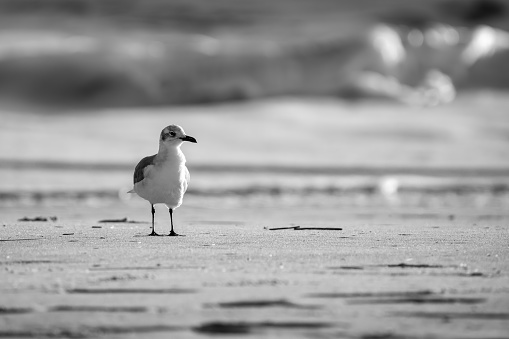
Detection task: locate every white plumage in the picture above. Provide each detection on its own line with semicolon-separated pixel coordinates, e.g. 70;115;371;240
134;148;189;208
131;125;197;236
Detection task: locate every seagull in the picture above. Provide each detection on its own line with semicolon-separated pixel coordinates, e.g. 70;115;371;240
131;125;197;236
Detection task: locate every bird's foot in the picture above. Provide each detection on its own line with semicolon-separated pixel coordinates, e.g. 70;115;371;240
148;231;162;236
168;230;183;237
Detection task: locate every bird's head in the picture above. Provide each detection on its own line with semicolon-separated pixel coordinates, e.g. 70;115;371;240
160;125;197;147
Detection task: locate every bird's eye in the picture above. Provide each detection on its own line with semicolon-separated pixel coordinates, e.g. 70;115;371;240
169;132;176;137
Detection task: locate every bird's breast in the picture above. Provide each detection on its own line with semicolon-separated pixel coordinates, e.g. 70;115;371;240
151;163;186;190
135;162;188;207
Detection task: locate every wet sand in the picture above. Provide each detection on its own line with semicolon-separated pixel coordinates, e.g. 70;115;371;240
1;201;508;339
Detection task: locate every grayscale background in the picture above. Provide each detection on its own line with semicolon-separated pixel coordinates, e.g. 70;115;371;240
0;1;508;338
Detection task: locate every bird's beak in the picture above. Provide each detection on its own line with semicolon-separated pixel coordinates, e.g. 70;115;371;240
181;135;197;143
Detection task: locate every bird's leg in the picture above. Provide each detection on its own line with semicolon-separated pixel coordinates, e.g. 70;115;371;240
168;208;180;236
148;204;160;236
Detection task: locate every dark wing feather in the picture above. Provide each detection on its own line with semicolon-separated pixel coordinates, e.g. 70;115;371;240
133;155;156;184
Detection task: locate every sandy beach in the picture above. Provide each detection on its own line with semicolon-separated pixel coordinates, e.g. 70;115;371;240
1;197;508;338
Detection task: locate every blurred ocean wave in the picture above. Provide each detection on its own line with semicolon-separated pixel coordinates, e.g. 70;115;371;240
1;163;509;210
354;23;509;106
0;0;507;107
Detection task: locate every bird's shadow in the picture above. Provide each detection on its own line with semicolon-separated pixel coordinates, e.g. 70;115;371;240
133;233;186;237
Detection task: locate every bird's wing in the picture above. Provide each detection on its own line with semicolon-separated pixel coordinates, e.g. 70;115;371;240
133;154;156;184
183;166;190;193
